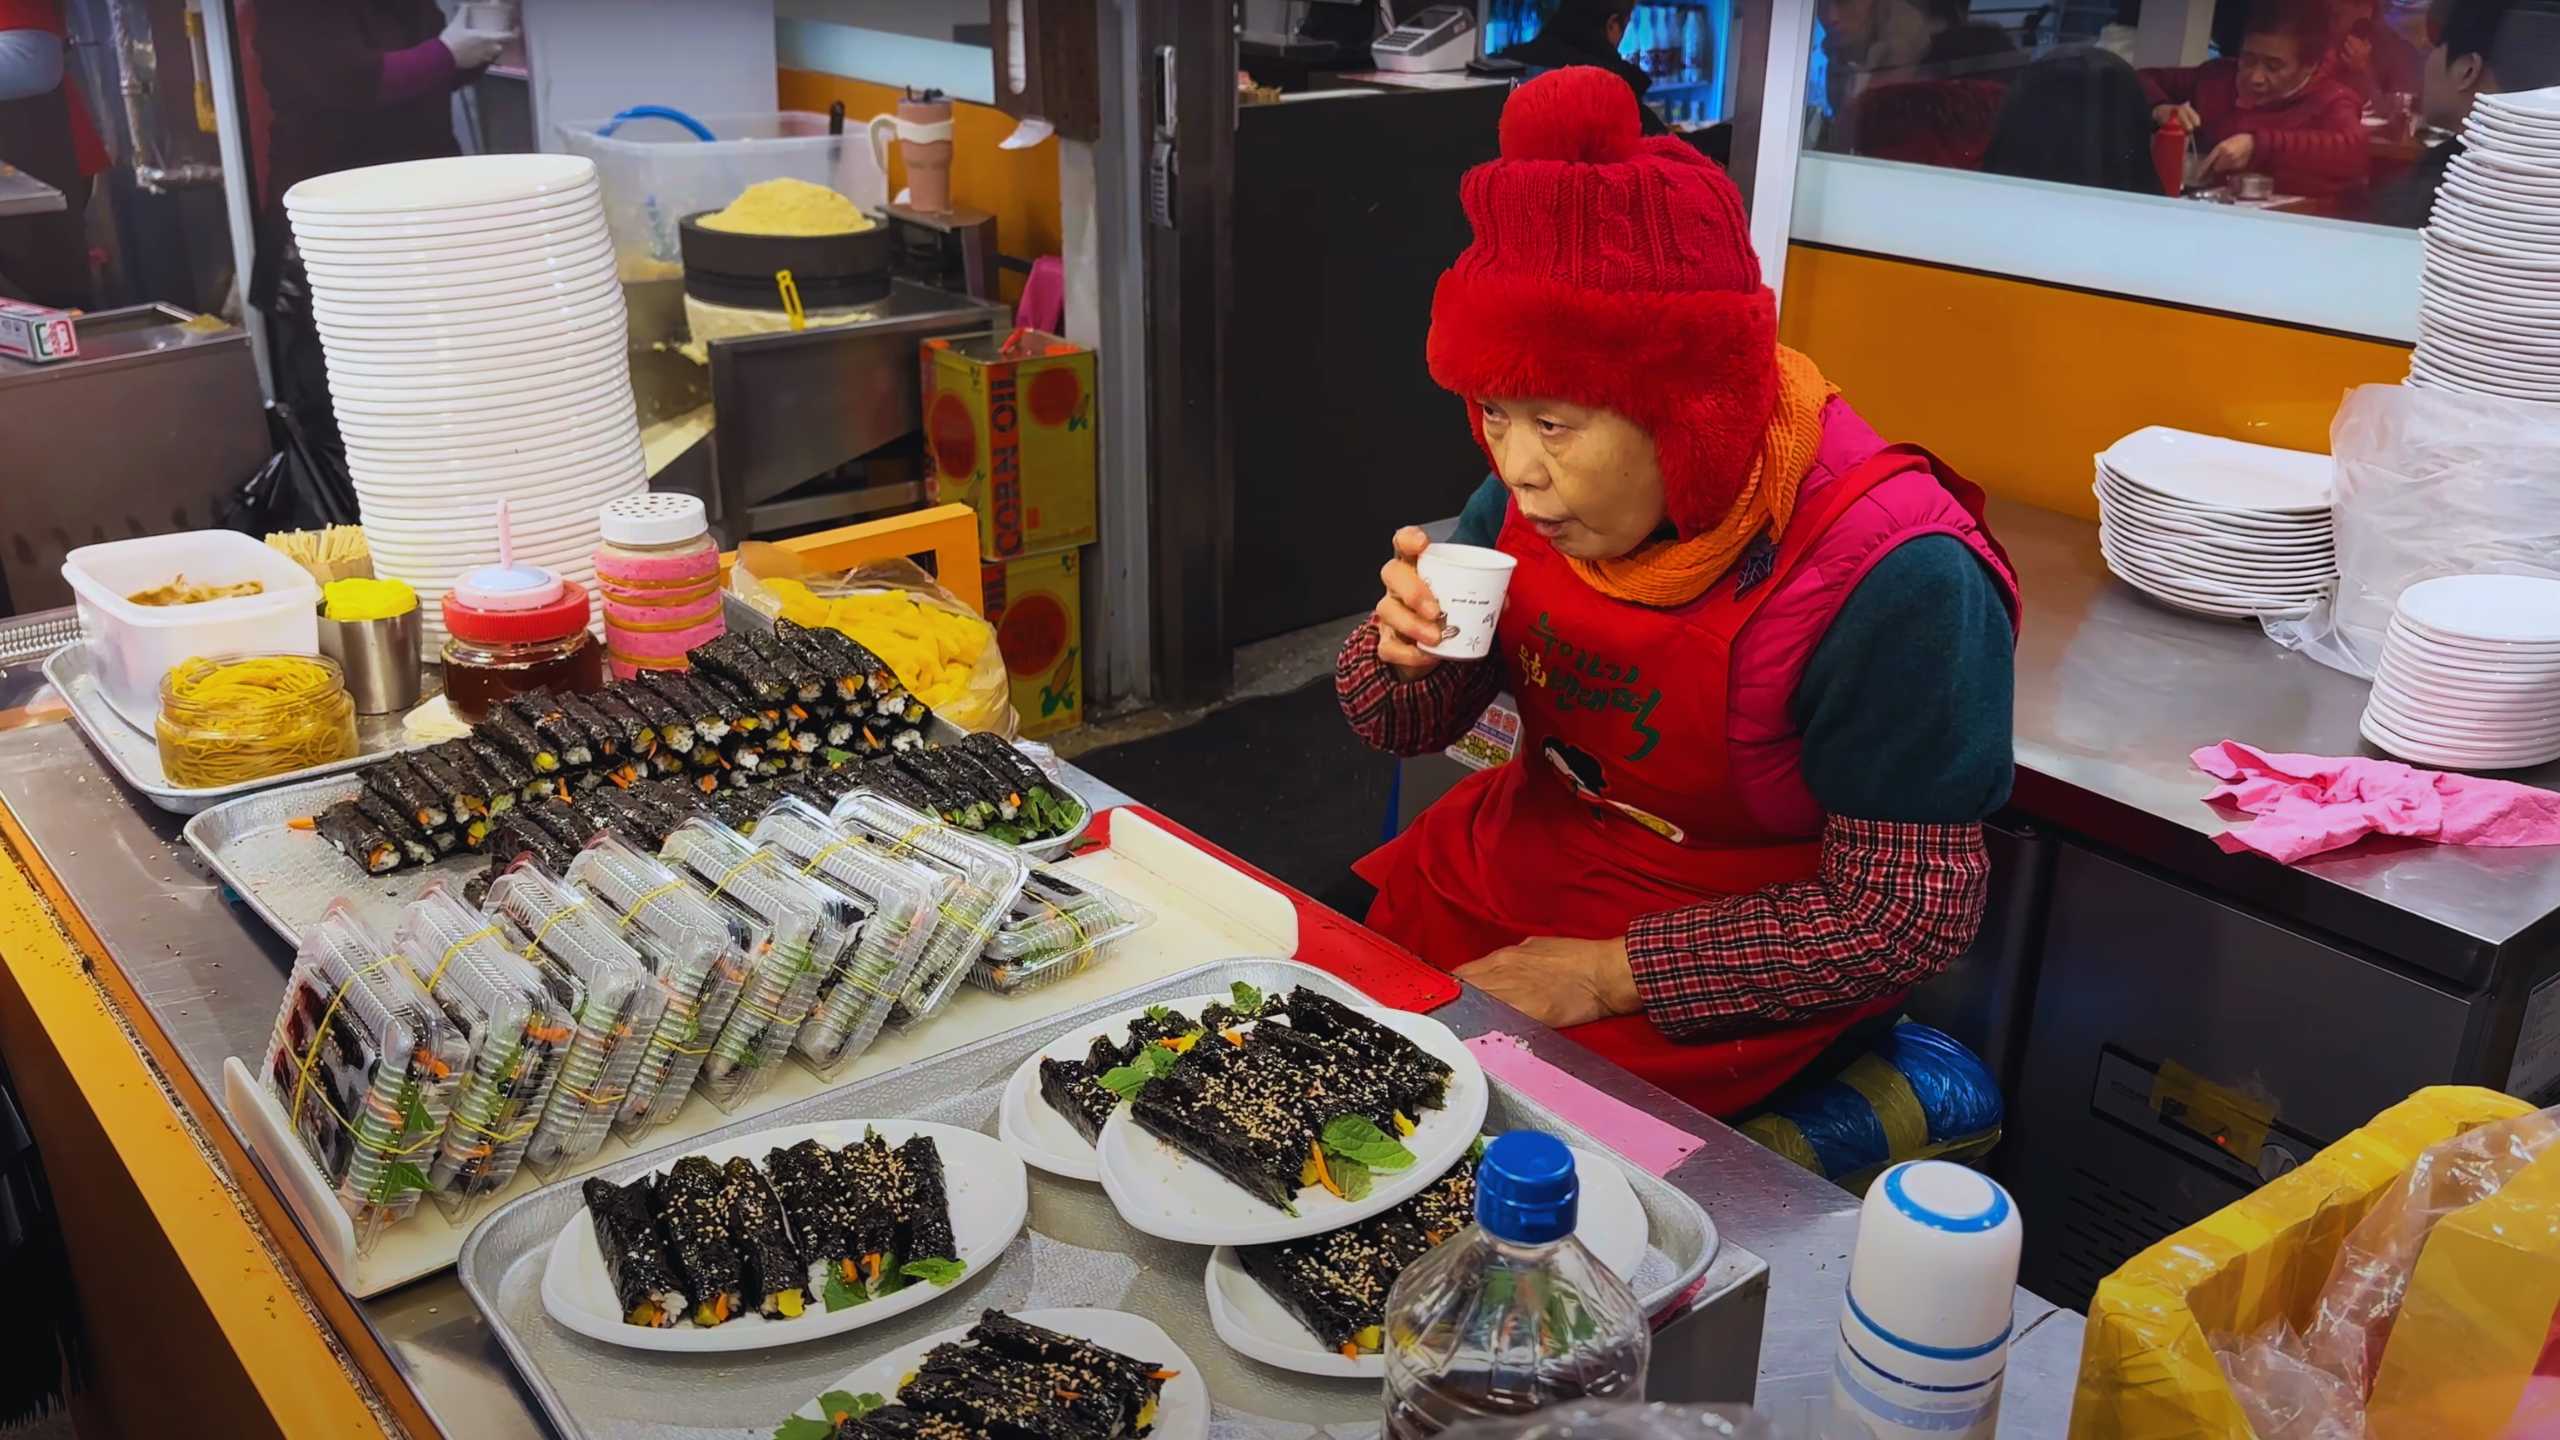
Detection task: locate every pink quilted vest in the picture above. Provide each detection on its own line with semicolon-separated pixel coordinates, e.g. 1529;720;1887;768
1723;398;2020;838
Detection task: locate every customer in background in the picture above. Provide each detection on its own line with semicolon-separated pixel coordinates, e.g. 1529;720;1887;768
2324;0;2427;100
1817;0;2022;160
240;0;515;447
1983;49;2169;193
1498;0;1666;131
2368;0;2560;224
2142;0;2372;197
0;0;104;308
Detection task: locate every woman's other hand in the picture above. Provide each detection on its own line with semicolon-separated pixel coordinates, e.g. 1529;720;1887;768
2203;132;2256;176
440;12;514;69
1456;936;1641;1028
1375;526;1448;682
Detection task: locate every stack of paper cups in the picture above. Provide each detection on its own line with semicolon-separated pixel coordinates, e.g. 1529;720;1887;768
1830;1161;2022;1440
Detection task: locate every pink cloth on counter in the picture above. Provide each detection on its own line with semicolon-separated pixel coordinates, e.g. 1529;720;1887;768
2191;739;2560;863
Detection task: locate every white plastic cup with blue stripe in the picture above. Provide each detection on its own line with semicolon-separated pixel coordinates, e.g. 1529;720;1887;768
1827;1160;2021;1440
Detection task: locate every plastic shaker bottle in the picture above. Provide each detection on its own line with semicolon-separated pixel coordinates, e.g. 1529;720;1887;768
594;492;722;679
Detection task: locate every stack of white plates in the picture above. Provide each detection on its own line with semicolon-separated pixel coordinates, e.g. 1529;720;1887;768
2362;574;2560;769
2092;426;2335;621
2411;87;2560;403
284;153;644;646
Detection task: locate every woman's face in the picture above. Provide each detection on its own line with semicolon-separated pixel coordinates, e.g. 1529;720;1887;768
1476;397;1667;561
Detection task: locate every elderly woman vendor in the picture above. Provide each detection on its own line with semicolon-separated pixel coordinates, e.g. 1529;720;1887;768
1338;67;2020;1116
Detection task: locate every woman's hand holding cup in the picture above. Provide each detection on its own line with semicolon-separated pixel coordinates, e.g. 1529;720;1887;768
1375;527;1447;682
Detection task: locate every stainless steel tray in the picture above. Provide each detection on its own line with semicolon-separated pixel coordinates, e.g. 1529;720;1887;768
456;958;1719;1440
47;642;416;815
184;734;1092;945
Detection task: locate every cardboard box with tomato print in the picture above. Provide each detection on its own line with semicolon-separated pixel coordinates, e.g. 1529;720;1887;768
981;548;1083;739
921;330;1096;560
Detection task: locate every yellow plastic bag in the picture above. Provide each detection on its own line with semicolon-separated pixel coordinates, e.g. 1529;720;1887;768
2071;1085;2537;1439
729;555;1019;737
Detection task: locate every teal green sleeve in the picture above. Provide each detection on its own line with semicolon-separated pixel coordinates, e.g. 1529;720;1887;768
1451;474;1508;548
1788;536;2016;822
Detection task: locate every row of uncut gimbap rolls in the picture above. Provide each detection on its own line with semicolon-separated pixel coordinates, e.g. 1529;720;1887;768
307;625;1083;878
810;1310;1180;1440
583;1130;965;1329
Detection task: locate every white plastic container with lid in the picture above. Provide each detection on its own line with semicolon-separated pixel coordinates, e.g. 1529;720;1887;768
60;530;324;733
1829;1160;2023;1440
555;111;887;280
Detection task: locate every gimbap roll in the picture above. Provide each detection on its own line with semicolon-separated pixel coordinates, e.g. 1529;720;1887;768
651;1156;745;1327
967;1310;1170;1429
314;800;402;874
619;677;694;753
404;747;489;820
693;633;787;704
431;738;513;816
656;669;734;744
691;667;764;735
765;1139;858;1276
482;703;558;773
893;1134;958;1264
363;757;447;831
352;787;438;867
854;758;940;816
587;689;658;754
559;692;625;759
774;619;862;703
583;1176;688;1328
507;692;592;769
743;626;826;704
485;813;576;875
720;1157;809;1319
466;735;541;802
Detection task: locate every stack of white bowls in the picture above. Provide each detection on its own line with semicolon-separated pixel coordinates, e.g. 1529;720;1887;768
2411;86;2560;402
2092;426;2335;621
285;153;644;646
2363;574;2560;769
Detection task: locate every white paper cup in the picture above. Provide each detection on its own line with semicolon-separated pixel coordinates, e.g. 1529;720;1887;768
1415;543;1518;661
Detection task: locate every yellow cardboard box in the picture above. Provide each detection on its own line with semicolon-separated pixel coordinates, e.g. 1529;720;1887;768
981;548;1083;738
923;330;1097;560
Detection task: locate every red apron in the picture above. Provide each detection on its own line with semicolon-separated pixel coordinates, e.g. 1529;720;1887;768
1356;450;1949;1116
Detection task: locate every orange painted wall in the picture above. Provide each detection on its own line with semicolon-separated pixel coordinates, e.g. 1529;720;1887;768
1778;245;2415;519
775;70;1061;303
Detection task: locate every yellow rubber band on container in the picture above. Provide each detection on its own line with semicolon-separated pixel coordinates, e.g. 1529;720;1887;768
613;880;687;931
421;923;503;994
517;900;592;961
709;851;772;904
799;832;876;878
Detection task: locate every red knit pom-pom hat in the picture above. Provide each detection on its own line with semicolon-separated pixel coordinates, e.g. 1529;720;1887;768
1426;66;1779;540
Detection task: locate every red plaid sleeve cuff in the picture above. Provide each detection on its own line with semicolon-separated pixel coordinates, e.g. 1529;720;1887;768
1335;620;1504;759
1624;817;1988;1037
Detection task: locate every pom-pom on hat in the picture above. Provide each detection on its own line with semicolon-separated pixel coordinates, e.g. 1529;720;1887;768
1426;66;1780;540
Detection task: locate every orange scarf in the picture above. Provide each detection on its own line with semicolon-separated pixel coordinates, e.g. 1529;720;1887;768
1567;346;1840;607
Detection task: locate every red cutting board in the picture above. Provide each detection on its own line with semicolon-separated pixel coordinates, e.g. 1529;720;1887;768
1082;806;1460;1013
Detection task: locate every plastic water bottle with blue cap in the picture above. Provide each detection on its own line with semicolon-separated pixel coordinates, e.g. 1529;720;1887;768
1381;1131;1650;1440
1829;1160;2022;1440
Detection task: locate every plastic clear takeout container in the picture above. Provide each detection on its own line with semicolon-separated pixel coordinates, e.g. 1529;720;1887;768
566;833;753;1139
657;819;829;1111
749;796;938;1073
827;790;1028;1022
974;862;1154;995
484;861;663;1172
261;903;466;1252
60;529;323;732
395;884;571;1213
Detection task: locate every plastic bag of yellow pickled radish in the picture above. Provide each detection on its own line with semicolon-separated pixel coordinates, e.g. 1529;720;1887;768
728;556;1018;737
2070;1085;2542;1440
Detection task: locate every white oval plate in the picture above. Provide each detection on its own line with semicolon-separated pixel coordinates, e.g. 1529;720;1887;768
539;1119;1027;1353
2096;426;2332;512
784;1308;1208;1440
996;991;1243;1182
1096;1005;1489;1245
1201;1144;1646;1379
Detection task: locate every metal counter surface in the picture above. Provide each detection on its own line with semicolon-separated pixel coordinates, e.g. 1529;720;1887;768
0;162;66;217
0;687;2069;1435
1998;497;2560;964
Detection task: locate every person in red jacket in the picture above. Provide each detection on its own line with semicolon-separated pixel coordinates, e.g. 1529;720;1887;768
2142;0;2372;198
0;0;107;307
